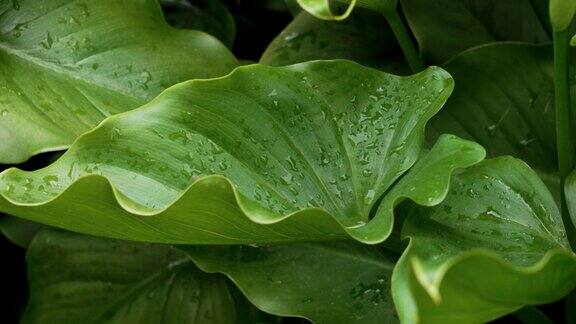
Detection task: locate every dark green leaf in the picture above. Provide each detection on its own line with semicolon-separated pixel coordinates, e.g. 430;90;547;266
401;0;550;63
161;0;236;48
260;9;408;73
0;215;45;247
185;242;399;323
24;230;236;323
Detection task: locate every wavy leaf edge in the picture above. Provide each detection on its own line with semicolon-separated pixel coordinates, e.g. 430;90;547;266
0;60;484;244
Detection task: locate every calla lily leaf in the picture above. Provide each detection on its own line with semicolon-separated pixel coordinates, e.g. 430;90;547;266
185;242;399;324
0;0;237;164
0;61;483;244
260;8;408;73
394;157;576;323
427;43;571;200
401;0;550;63
24;230;237;324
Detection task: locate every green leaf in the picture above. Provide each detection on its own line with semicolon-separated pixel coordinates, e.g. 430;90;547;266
295;0;357;20
0;61;483;244
562;170;576;227
260;8;408;73
0;0;237;164
0;215;46;247
426;43;569;199
295;0;396;20
184;242;399;323
160;0;236;48
550;0;576;31
393;157;576;323
401;0;550;63
24;230;237;323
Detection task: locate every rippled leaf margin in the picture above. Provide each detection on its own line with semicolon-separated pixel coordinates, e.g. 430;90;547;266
0;61;484;244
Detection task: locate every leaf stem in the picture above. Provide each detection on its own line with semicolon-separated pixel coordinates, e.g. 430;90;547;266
384;7;424;73
513;306;554;324
554;28;576;250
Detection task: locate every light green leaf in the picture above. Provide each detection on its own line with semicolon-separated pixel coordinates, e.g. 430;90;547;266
260;8;408;73
295;0;357;20
0;61;483;244
550;0;576;31
185;242;399;323
393;157;576;323
401;0;550;63
562;170;576;227
0;0;237;164
24;230;236;324
295;0;397;20
160;0;236;48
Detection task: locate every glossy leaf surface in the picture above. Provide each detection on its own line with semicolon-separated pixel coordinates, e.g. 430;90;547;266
186;242;399;324
0;0;237;163
0;61;484;244
394;157;576;323
24;230;236;323
401;0;550;63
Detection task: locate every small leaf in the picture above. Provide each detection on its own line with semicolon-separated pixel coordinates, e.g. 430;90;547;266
550;0;576;31
260;8;408;73
185;242;399;323
295;0;397;20
393;157;576;323
160;0;236;48
0;215;45;248
24;230;236;323
295;0;357;20
0;0;237;163
0;61;483;244
401;0;550;63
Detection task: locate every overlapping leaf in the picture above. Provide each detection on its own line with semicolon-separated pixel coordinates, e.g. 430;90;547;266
0;61;484;244
260;8;407;73
161;0;236;48
401;0;550;63
186;157;576;323
0;0;237;163
24;230;236;324
186;242;399;323
394;157;576;323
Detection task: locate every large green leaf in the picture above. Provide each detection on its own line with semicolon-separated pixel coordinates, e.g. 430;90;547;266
185;242;399;323
260;8;407;73
0;0;237;163
401;0;550;63
426;43;571;199
0;61;484;244
24;230;236;324
393;157;576;323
